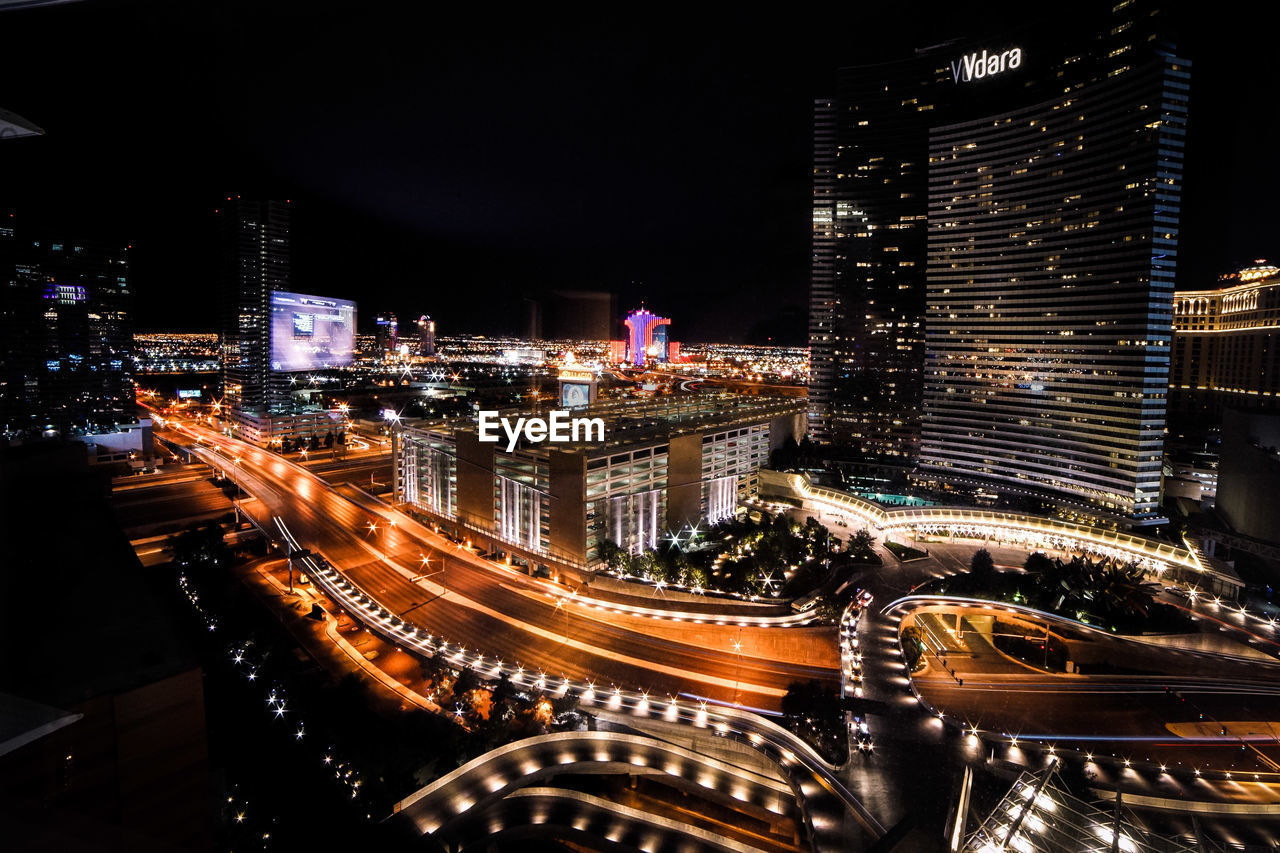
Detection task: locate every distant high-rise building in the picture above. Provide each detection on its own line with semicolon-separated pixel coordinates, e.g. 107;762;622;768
1;213;134;437
217;197;291;414
417;314;436;356
623;307;670;367
1171;263;1280;417
811;1;1187;523
375;312;398;357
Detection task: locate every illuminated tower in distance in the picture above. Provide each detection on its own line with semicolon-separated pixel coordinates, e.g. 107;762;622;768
375;312;398;357
417;315;436;356
623;307;670;367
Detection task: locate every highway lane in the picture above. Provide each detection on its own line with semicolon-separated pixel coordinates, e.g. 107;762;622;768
338;556;834;702
159;415;838;709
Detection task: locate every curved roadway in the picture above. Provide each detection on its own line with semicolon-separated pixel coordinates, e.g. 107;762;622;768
157;413;838;709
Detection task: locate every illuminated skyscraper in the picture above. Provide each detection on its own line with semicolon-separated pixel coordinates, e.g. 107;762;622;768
417;314;436;357
218;197;291;414
810;2;1186;522
375;312;398;357
623;307;670;367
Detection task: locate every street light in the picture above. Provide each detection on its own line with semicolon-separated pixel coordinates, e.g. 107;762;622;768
554;597;571;646
410;553;445;596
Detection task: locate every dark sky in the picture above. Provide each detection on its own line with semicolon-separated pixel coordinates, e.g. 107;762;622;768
0;1;1273;342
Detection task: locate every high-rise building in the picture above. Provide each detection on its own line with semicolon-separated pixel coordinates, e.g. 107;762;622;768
417;314;436;357
1171;263;1280;417
1;213;134;437
217;197;291;414
375;312;399;357
810;2;1187;523
623;307;670;367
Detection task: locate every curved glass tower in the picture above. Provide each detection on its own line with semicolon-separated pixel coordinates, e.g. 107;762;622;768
810;1;1187;523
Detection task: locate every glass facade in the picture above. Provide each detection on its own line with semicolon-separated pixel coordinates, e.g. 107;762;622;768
920;51;1187;520
219;198;291;414
810;1;1186;521
0;219;134;436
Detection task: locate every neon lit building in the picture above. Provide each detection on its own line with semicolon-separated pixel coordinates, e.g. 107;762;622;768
623;308;670;367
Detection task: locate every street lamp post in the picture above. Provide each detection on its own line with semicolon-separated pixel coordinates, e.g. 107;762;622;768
411;553;446;599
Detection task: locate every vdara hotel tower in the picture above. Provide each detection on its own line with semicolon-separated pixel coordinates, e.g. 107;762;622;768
809;1;1187;523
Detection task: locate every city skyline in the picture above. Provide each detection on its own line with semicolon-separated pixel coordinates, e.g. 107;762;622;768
1;3;1277;343
5;4;1280;852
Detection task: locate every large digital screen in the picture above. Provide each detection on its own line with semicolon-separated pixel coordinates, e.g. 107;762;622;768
560;382;592;409
269;291;356;372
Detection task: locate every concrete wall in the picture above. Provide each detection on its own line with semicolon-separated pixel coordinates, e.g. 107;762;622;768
666;433;702;531
455;428;494;528
769;411;807;450
549;448;587;564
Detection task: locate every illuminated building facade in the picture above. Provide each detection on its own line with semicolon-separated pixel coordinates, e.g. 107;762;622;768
394;395;804;568
375;312;398;356
810;2;1186;522
417;314;436;356
218;197;291;414
1171;263;1280;416
623;307;670;367
1;215;134;437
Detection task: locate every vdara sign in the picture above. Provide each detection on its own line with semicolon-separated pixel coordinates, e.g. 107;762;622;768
950;47;1022;83
478;410;605;452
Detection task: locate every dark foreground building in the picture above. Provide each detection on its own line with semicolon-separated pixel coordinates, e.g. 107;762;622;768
809;1;1187;524
0;444;210;850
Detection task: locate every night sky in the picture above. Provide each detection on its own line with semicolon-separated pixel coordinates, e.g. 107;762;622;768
1;1;1274;343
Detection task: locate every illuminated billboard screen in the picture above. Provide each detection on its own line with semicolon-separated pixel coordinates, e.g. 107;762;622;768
560;382;592;409
176;389;202;399
269;291;356;372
